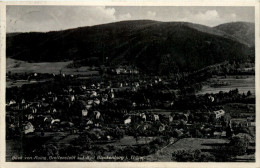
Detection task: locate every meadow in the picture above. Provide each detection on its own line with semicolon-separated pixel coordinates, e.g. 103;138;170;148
197;75;255;95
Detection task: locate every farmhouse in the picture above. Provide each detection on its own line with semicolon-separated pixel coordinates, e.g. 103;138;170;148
212;109;225;119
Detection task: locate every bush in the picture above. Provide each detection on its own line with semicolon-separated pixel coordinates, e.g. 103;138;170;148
213;134;251;161
228;135;250;156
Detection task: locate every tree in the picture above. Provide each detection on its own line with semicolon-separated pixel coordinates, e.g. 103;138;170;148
247;90;252;97
59;145;81;157
134;133;140;144
201;114;209;123
195;130;203;138
226;126;233;138
139;145;151;155
214;134;251;161
228;135;250;156
114;128;124;141
209;114;217;124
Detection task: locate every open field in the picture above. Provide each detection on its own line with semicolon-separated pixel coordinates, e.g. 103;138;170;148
6;79;52;88
146;138;229;161
7;58;72;74
7;58;99;75
106;136;155;146
224;103;255;117
197;75;255;95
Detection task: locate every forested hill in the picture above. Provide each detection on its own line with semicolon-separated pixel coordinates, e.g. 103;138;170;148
214;22;255;47
6;20;254;73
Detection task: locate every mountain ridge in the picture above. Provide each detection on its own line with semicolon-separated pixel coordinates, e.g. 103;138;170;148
6;20;255;74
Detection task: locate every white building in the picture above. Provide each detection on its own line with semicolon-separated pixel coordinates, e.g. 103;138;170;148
213;109;225;119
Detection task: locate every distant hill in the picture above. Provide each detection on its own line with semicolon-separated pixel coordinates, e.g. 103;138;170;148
6;20;254;74
214;22;255;47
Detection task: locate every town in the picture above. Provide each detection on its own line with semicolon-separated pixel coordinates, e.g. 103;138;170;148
6;61;255;162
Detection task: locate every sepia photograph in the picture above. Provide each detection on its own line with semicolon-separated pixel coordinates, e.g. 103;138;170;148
4;4;257;163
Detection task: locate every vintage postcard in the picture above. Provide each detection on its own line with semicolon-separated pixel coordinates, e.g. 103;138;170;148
0;1;259;168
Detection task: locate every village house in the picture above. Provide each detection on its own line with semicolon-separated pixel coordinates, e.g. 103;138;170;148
115;66;139;75
153;114;160;121
212;109;225;119
82;85;87;90
23;122;35;134
247;116;255;127
132;102;137;108
110;92;115;99
29;106;37;114
7;99;16;106
51;119;61;125
101;94;108;102
87;120;94;125
137;123;149;131
213;131;221;138
70;95;75;102
169;115;173;122
140;113;146;121
52;108;57;113
115;67;124;74
52;96;58;102
86;104;92;110
90;91;98;97
82;109;88;117
124;117;131;125
44;115;53;129
159;124;166;132
27;114;34;120
88;99;94;105
94;98;101;105
94;111;101;120
208;95;215;102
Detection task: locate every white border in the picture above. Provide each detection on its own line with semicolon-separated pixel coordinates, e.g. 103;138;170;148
0;1;259;168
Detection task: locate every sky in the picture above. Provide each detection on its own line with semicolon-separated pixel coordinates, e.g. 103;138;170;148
6;6;255;33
